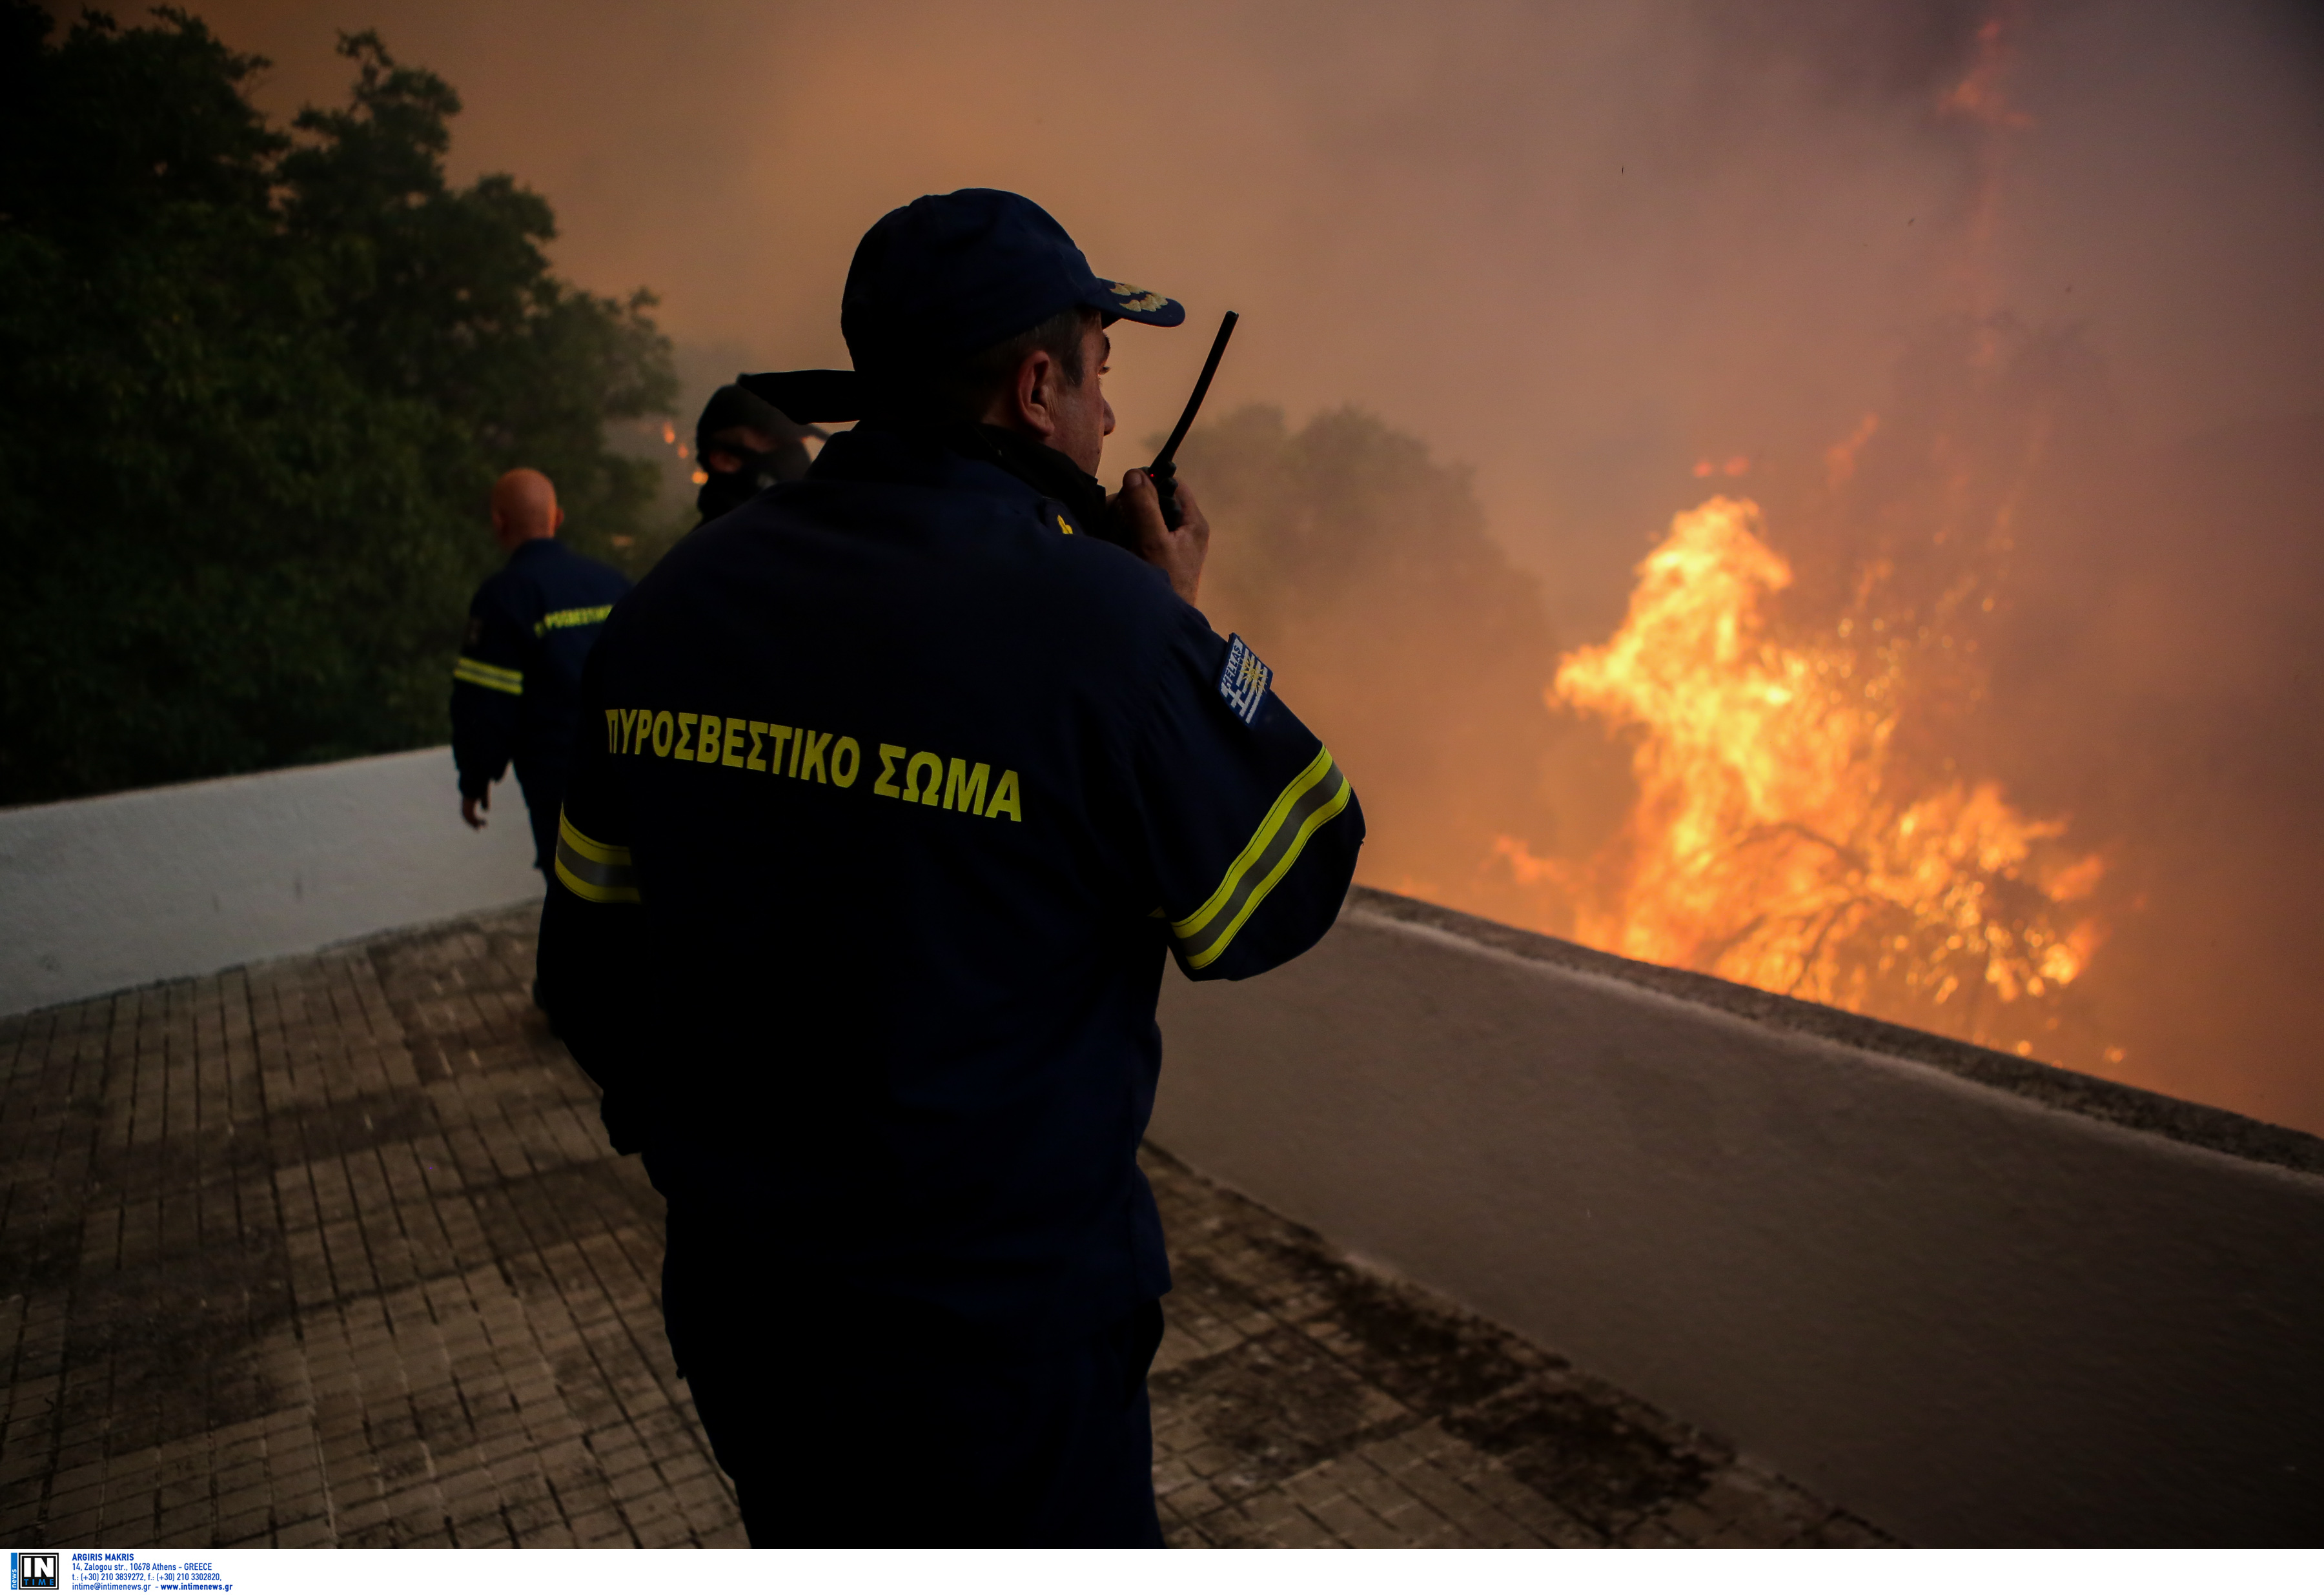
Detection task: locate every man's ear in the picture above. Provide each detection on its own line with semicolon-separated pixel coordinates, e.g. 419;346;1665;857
1014;348;1059;442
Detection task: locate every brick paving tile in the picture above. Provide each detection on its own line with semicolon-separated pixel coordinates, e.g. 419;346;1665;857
213;1506;271;1547
0;907;1900;1550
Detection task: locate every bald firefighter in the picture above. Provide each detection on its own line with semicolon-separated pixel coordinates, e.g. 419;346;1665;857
451;469;633;875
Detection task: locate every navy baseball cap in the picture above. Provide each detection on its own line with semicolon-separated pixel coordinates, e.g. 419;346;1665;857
740;189;1184;422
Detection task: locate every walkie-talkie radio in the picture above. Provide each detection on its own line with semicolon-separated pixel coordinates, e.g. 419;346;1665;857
1146;310;1238;530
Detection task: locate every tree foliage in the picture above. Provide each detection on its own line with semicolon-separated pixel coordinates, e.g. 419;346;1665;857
0;5;675;804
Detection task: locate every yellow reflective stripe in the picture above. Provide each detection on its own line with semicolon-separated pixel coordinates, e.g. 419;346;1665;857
553;811;640;904
534;605;615;637
1172;747;1334;942
1170;747;1352;970
1185;769;1351;970
453;656;524;695
553;855;639;904
557;810;632;867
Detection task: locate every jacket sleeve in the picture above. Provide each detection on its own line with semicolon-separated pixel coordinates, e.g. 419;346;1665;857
535;646;654;1152
450;584;525;800
1127;614;1365;981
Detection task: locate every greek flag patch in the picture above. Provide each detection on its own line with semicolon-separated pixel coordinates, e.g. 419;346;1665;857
1218;634;1272;726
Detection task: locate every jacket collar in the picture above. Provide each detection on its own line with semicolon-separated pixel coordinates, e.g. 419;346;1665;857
809;423;1116;537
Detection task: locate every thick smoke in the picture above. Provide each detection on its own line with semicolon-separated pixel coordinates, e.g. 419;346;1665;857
198;0;2324;1131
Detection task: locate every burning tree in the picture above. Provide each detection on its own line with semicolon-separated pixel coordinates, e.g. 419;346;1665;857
1518;492;2106;1057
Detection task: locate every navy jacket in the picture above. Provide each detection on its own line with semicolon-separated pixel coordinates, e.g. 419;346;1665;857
451;538;633;800
536;427;1363;1339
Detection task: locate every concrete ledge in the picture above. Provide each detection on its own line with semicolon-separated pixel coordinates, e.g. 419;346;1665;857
1351;889;2324;1179
0;747;541;1015
1153;887;2324;1546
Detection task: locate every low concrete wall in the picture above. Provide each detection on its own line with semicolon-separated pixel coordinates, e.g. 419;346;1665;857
1154;889;2324;1547
0;749;540;1015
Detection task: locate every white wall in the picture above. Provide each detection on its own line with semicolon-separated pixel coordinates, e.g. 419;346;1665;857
0;748;540;1015
1154;895;2324;1547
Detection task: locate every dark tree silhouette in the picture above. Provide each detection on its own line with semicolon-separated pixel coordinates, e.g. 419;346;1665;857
0;6;675;803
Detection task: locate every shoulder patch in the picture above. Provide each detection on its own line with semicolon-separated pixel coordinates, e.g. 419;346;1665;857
1218;634;1272;726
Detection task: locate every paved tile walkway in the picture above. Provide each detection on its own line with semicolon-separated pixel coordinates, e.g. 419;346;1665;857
1147;1159;1893;1547
0;908;1896;1549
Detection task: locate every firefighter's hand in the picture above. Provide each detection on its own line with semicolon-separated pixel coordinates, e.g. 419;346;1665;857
1111;469;1208;606
462;793;488;831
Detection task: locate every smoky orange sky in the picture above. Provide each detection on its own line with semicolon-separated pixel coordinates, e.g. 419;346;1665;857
183;0;2324;1133
194;0;2324;629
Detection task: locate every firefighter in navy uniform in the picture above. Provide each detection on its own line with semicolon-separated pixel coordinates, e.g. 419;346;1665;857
691;381;822;526
451;468;633;873
536;190;1364;1547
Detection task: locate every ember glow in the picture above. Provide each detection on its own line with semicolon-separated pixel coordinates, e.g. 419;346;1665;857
1508;493;2108;1058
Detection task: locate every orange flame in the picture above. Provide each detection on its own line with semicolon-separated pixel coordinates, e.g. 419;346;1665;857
1529;494;2105;1050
